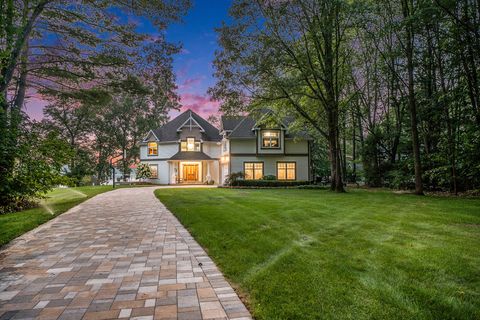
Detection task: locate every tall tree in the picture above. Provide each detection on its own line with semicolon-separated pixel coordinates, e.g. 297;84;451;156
210;0;354;192
401;0;424;195
0;0;189;204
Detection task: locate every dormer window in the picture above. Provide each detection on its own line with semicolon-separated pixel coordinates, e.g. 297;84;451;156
261;130;280;148
148;142;158;155
181;137;201;151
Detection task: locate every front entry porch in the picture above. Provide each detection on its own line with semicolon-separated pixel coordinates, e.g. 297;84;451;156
168;160;219;185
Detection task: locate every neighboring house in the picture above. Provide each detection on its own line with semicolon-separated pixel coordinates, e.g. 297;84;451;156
140;109;312;185
105;165;138;185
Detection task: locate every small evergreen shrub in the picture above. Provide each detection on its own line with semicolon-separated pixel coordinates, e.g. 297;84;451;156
262;175;277;180
230;180;310;187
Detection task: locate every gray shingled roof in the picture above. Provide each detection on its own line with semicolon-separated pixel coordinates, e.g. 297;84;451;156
169;151;213;160
152;109;221;142
228;117;257;138
220;116;244;131
223;113;312;140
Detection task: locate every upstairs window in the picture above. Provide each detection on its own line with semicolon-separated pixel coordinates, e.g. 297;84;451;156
148;142;158;155
277;162;296;180
262;130;280;148
181;137;201;151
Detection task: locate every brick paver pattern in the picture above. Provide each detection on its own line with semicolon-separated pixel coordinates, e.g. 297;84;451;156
0;187;251;320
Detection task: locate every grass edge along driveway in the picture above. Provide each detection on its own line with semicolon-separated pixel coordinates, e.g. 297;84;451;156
0;186;118;246
155;188;480;320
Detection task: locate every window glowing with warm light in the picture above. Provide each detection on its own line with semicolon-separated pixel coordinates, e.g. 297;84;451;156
149;164;158;178
148;142;158;155
181;138;200;151
244;162;263;180
262;130;280;148
277;162;296;180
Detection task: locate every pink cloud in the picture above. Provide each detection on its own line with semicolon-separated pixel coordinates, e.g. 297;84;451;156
176;93;220;118
178;76;203;91
23;89;50;120
24;97;47;120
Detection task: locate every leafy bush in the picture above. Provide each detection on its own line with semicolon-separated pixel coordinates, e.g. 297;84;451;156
384;168;415;190
230;179;310;187
225;172;244;185
136;163;152;180
0;120;73;214
262;175;276;180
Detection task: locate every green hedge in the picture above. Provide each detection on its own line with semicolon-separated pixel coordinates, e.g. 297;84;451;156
231;180;311;187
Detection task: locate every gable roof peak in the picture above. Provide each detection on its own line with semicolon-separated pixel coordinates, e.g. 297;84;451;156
150;108;222;142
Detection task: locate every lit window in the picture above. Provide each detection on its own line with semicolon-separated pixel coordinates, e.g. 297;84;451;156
187;137;195;151
262;130;280;148
148;142;158;155
277;162;296;180
244;162;263;180
149;164;158;178
181;138;200;151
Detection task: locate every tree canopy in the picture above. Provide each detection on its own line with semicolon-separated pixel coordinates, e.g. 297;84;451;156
211;0;480;194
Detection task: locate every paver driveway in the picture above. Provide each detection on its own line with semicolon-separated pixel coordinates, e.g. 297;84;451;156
0;187;251;320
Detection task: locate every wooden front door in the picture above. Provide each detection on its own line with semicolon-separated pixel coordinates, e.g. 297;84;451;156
183;164;198;182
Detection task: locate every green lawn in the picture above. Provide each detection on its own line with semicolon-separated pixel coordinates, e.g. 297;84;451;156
0;186;116;246
155;188;480;320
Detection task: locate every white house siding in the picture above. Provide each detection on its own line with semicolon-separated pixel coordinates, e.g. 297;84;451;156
142;160;170;184
139;142;177;184
202;142;221;159
140;142;178;160
230;155;310;181
221;163;229;185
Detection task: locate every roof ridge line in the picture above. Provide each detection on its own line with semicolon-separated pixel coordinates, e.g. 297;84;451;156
230;116;248;135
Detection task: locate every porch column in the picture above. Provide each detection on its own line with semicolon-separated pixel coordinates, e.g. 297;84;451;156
206;161;211;182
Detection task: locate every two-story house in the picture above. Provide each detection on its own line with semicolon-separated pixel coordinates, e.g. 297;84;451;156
140;109;312;185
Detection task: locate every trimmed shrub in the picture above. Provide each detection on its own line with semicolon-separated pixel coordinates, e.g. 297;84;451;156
230;179;310;187
262;175;276;180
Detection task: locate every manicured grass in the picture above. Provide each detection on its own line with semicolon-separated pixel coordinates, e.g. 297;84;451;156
155;188;480;320
0;186;117;246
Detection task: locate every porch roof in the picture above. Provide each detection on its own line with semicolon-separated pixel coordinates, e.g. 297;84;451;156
169;151;213;161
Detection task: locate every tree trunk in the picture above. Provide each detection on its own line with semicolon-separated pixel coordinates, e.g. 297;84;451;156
402;0;424;195
0;0;49;98
327;110;345;192
323;7;345;193
351;109;357;183
435;26;458;194
342;116;347;182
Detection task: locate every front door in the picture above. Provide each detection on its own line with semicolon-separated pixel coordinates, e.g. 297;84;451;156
183;164;198;182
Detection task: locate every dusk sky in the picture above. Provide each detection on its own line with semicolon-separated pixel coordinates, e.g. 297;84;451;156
25;0;231;120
